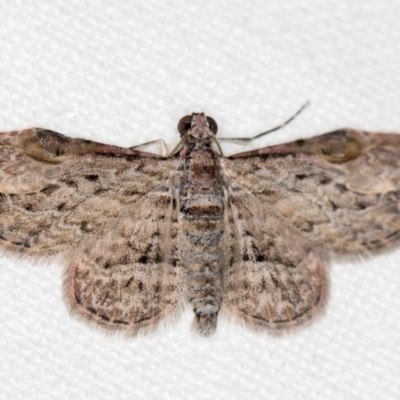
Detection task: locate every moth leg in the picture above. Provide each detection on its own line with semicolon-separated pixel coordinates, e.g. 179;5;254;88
130;139;168;157
218;101;310;144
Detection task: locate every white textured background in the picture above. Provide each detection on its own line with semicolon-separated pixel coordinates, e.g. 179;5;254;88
0;1;399;399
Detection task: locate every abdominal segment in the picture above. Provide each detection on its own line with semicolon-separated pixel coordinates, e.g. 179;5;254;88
179;146;225;336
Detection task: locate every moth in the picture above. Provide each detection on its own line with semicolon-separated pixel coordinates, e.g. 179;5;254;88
0;105;399;337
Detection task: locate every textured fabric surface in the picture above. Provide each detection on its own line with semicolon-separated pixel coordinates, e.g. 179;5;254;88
0;1;399;399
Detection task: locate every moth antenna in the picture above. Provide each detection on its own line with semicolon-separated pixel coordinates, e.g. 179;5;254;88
218;100;311;144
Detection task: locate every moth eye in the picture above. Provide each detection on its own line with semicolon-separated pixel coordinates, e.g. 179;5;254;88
206;116;218;135
178;115;193;137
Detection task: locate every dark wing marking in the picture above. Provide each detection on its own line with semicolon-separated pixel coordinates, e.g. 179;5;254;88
0;128;175;256
224;129;400;257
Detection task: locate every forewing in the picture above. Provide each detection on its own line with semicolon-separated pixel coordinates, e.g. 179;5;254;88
222;184;327;332
64;186;184;335
225;129;400;257
0;128;175;256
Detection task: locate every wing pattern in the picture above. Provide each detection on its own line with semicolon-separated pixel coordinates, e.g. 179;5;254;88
1;122;399;337
221;183;327;332
219;128;400;331
0;128;183;334
64;188;184;334
225;129;400;258
0;128;174;256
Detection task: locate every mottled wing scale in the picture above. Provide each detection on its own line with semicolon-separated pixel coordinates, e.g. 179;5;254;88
64;186;184;334
225;129;400;258
221;182;327;332
221;128;400;331
1;119;400;337
0;128;184;333
0;128;173;256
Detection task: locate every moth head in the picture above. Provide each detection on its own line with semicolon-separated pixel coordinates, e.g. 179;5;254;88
177;113;218;139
